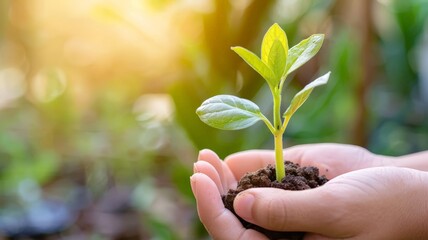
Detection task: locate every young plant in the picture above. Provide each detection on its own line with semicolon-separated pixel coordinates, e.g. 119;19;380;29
196;23;330;182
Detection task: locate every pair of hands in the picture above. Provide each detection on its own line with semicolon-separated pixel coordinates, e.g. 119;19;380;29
190;143;428;240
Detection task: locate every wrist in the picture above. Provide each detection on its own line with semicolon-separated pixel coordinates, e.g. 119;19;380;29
370;153;395;168
390;151;428;171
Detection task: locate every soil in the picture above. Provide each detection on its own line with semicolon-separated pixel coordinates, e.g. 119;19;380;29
222;161;329;240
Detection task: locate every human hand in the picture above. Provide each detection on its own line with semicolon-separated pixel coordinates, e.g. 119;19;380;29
226;143;394;180
191;149;269;239
190;144;396;239
233;166;428;239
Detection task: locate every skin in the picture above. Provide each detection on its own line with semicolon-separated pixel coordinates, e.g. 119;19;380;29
190;143;428;240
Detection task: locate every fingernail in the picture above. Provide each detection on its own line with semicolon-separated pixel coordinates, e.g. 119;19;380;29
193;163;199;173
197;149;207;161
190;175;197;195
235;193;255;222
197;150;202;161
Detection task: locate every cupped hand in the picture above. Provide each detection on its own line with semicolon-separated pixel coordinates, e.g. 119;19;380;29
190;144;396;240
234;166;428;239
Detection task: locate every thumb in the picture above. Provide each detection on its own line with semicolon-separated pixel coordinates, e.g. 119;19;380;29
233;187;337;233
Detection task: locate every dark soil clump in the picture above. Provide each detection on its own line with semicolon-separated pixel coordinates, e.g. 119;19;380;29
222;161;328;240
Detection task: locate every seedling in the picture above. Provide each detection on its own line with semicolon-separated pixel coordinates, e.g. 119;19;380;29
196;23;330;181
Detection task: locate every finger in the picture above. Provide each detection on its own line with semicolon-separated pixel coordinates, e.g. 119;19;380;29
198;149;237;191
233;187;339;234
190;173;268;240
194;161;224;194
225;150;275;180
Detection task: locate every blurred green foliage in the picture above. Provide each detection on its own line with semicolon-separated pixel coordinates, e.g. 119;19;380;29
0;0;427;239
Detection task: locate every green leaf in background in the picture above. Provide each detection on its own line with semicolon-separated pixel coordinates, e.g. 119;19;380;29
196;95;263;130
268;40;287;81
284;72;330;119
285;34;325;76
231;46;276;89
261;23;288;67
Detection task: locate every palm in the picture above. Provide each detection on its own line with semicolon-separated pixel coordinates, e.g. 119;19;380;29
282;143;391;179
225;143;391;180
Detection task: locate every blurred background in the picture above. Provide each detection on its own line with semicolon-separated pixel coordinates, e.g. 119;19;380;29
0;0;427;239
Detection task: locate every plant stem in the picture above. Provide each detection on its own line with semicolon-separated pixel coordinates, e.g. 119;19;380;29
273;89;282;131
274;132;285;181
273;88;285;181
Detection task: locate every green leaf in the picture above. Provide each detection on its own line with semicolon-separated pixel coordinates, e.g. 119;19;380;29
231;46;276;89
268;40;287;80
261;23;288;65
285;34;324;76
284;72;330;118
196;95;263;130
